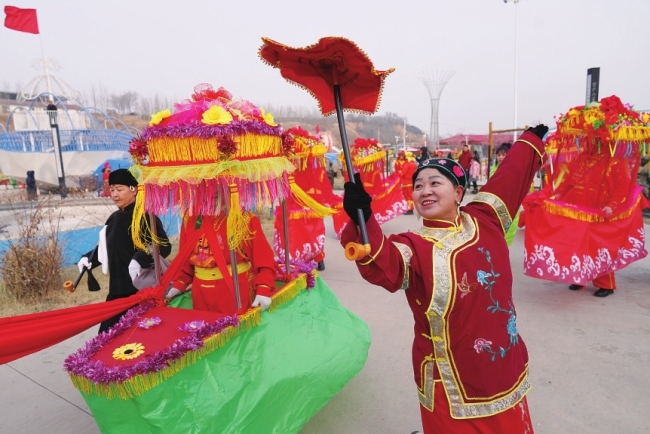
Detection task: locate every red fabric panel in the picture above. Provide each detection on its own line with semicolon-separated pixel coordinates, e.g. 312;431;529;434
273;206;325;262
0;290;160;365
523;202;647;285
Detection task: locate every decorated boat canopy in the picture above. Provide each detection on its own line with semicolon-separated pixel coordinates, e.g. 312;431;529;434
344;137;385;172
129;84;295;217
537;95;650;224
285;126;328;171
554;95;650;154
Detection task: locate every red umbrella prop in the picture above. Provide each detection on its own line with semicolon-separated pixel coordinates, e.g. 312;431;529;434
259;36;394;260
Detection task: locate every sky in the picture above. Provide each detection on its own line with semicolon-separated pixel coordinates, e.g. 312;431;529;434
2;0;650;140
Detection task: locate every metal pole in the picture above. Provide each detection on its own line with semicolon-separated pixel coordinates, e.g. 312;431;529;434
226;185;242;310
47;103;67;198
513;0;519;141
281;199;291;277
148;213;162;286
333;84;370;250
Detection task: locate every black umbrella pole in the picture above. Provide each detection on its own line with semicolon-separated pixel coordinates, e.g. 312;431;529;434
333;85;371;261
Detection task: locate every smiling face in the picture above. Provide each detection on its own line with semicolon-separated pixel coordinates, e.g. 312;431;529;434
413;168;464;221
110;184;137;209
496;151;507;165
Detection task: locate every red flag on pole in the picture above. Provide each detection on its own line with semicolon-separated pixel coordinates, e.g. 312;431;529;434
4;6;39;34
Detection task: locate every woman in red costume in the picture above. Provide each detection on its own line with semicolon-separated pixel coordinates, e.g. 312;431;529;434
341;126;548;433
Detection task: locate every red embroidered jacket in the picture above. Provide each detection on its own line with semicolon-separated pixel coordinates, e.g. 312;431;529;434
341;131;544;418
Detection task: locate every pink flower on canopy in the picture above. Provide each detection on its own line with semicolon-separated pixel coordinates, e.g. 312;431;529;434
453;165;464;177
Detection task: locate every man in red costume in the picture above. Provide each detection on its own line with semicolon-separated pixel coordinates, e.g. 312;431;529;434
166;213;277;314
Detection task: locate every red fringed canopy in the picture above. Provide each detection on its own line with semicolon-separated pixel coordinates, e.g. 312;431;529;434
259;37;394;116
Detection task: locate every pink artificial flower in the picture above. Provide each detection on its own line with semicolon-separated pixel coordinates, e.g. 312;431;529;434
453;165;464;177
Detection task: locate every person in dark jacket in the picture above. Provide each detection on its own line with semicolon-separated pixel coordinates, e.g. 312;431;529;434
25;170;37;201
77;169;171;333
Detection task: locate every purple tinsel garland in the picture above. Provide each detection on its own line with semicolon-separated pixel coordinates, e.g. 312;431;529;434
63;303;239;385
276;260;317;289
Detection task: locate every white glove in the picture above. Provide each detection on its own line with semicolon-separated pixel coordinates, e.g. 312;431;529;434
77;257;92;273
165;286;182;300
128;259;142;281
252;294;272;311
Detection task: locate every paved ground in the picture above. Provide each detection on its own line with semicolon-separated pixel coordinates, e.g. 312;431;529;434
1;201;649;433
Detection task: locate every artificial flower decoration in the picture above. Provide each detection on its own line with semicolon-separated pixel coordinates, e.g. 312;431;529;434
202;105;234;125
128;135;149;164
137;317;162;329
112;343;145;361
149;109;172;126
453;165;465;177
261;109;277;127
179;320;206;333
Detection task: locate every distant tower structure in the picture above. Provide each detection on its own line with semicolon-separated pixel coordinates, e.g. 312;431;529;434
18;58;79;102
419;70;455;150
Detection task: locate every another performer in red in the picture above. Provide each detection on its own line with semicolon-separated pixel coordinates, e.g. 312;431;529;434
341;126;548;433
394;151;418;215
166;213;277;314
458;144;473;173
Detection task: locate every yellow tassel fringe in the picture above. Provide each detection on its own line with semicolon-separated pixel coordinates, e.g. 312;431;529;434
543;196;641;222
147;134;283;164
289;180;336;217
137;157;295;186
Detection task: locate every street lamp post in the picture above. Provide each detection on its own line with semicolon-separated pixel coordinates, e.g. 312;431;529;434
46;103;67;198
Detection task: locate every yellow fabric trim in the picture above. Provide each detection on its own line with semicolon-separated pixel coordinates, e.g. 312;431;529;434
542;195;641;222
471;192;512;234
289;179;336;217
137;157;295;185
358;236;385;265
147;134;283;164
353;150;386;167
194;262;252;280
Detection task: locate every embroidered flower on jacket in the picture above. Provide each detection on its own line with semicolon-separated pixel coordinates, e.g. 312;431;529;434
476;270;492;285
474;338;492;353
507;315;519;344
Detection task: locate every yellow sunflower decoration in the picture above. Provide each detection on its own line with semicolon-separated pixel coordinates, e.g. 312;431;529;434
112;343;146;361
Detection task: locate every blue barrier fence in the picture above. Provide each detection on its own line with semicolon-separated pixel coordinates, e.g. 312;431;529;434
0;211;180;269
0;129;132;153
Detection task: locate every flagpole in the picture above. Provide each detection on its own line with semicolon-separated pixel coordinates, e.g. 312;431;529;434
38;35;53;102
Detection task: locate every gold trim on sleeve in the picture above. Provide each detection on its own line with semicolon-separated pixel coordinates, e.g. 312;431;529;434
471;192;512;234
515;138;544;161
391;241;413;290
